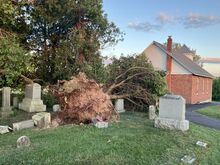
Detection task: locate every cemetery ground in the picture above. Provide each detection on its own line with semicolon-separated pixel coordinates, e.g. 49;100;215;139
1;112;220;165
196;105;220;120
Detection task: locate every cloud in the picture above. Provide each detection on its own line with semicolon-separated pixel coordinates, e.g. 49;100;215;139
182;13;220;28
128;13;220;33
128;21;162;32
156;13;174;24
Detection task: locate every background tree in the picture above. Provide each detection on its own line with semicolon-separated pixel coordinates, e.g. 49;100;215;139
212;78;220;101
163;42;201;62
26;0;123;83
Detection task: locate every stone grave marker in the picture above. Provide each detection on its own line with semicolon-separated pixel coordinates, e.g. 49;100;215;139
1;87;13;117
13;120;34;131
32;112;51;129
19;83;46;112
149;105;157;120
154;95;189;131
181;155;196;164
17;136;31;148
12;97;18;108
115;99;125;113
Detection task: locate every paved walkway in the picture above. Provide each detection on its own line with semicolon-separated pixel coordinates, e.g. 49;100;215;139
186;102;220;130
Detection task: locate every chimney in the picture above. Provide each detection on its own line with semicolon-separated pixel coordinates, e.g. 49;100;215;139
166;36;172;92
167;36;172;53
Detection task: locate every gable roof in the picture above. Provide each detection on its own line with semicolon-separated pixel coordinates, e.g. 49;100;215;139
174;44;194;55
152;41;214;79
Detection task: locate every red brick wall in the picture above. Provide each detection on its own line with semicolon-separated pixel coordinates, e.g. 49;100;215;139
169;74;213;104
170;74;193;104
191;76;212;104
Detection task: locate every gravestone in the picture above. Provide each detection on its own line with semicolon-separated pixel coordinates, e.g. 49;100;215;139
19;83;46;112
13;120;34;131
1;87;13;117
154;95;189;131
149;105;157;120
32;112;51;128
17;136;31;148
53;104;61;112
0;126;10;134
115;99;125;113
13;97;18;108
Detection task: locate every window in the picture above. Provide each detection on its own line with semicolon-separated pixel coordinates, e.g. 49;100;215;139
207;79;209;94
196;78;199;95
202;79;205;94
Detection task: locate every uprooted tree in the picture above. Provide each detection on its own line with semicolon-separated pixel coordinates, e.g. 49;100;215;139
51;54;167;124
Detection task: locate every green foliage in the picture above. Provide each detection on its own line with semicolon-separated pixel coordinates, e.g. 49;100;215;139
42;89;58;109
0;37;33;87
196;105;220;120
81;57;109;84
27;0;123;83
107;54;167;110
212;78;220;101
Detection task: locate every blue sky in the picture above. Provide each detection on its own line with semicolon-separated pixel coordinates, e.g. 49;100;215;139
102;0;220;58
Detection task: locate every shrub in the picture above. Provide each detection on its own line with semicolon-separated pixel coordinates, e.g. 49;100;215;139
212;78;220;101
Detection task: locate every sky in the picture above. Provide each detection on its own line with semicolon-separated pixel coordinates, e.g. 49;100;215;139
102;0;220;58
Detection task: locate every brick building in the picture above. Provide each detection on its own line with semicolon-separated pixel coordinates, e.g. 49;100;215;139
143;37;214;104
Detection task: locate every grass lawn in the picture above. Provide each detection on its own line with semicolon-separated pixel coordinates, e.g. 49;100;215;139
196;105;220;120
0;112;220;165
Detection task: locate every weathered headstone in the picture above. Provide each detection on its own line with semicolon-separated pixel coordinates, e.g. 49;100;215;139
53;104;60;112
13;120;34;131
196;141;207;148
181;155;196;164
12;97;19;108
1;87;13;117
32;112;51;128
0;126;11;134
115;99;125;113
149;105;157;120
154;95;189;131
19;83;46;112
17;136;31;148
95;121;108;128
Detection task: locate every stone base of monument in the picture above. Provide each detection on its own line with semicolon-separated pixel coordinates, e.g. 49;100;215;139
0;107;13;117
19;98;46;112
154;117;189;131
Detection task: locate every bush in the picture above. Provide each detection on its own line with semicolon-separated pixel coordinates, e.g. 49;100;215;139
42;90;58;111
212;78;220;101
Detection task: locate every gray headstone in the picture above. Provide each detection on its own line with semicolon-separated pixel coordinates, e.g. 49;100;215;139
53;104;61;112
181;155;196;164
19;83;46;112
17;136;31;148
32;112;51;129
94;121;108;128
0;126;10;134
13;120;34;131
149;105;157;120
1;87;13;117
13;97;18;108
115;99;125;113
154;95;189;131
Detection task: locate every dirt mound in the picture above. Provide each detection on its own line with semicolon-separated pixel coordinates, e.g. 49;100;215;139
53;72;117;124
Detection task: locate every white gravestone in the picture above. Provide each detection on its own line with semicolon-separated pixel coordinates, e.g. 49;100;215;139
19;83;46;112
154;95;189;131
17;136;31;148
32;112;51;129
149;105;157;120
13;120;34;131
1;87;13;117
115;99;125;113
13;97;18;108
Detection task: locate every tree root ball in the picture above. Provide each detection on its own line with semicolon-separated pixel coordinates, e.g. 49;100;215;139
54;72;118;124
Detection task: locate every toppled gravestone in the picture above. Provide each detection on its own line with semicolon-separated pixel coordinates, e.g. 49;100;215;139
0;126;12;134
17;136;31;148
32;112;51;128
155;95;189;131
13;120;34;131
